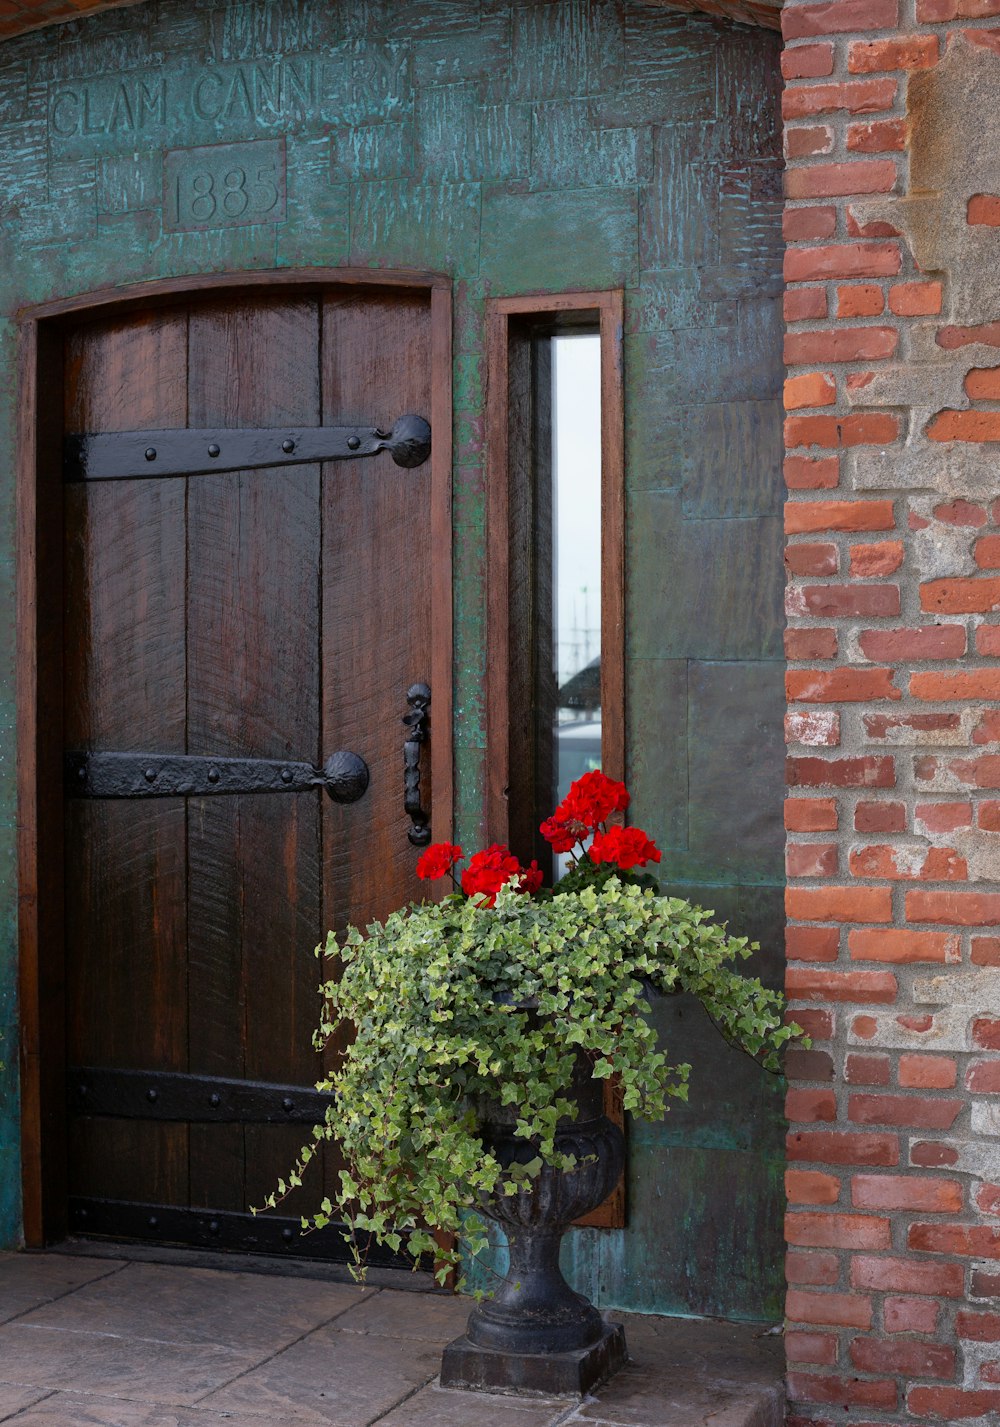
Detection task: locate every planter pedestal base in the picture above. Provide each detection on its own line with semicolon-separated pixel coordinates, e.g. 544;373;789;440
440;1320;628;1398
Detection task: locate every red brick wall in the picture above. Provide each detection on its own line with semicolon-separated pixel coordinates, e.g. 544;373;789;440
782;0;1000;1422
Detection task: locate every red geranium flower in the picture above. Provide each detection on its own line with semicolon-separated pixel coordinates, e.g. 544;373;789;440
415;842;464;880
461;844;538;906
539;816;579;854
588;825;661;871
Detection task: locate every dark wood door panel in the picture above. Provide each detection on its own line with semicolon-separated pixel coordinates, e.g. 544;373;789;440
60;282;444;1257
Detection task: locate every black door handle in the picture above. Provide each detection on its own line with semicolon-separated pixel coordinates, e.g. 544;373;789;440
403;683;431;846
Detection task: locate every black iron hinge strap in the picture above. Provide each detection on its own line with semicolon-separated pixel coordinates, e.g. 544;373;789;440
65;413;431;481
66;750;369;802
69;1067;333;1125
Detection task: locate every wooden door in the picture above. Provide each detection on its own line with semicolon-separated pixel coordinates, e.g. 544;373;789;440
59;284;449;1259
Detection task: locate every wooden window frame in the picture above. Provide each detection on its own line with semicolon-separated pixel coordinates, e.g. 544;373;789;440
16;266;453;1247
484;290;626;1230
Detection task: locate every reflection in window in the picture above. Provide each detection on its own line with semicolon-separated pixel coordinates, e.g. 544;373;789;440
550;334;601;871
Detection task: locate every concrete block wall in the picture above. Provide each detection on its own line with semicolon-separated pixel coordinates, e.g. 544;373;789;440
781;1;1000;1422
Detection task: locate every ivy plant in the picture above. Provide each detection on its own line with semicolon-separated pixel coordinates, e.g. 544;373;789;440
262;871;802;1285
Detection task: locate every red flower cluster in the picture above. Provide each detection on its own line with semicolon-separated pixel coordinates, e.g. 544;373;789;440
461;844;542;906
540;770;630;854
415;843;463;880
414;770;660;898
588;825;661;871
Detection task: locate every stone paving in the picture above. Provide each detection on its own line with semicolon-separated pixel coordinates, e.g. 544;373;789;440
0;1251;784;1426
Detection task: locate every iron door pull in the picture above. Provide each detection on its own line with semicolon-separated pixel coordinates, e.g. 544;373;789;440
403;683;431;846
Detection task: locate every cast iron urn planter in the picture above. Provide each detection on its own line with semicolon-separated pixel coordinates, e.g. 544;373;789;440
440;1051;628;1396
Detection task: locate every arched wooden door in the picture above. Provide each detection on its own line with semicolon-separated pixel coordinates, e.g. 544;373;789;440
51;278;451;1258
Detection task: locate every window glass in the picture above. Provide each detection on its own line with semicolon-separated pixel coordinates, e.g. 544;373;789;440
550;333;601;867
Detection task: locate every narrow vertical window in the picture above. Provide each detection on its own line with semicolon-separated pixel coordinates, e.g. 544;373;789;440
486;293;624;880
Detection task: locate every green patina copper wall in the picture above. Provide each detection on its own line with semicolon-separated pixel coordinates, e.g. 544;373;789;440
0;0;784;1319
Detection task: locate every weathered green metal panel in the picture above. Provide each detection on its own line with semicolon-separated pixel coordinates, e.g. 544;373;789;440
0;0;784;1320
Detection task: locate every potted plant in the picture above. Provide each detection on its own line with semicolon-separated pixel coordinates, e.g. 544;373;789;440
264;771;801;1395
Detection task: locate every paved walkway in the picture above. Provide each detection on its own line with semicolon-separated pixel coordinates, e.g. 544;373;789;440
0;1250;784;1426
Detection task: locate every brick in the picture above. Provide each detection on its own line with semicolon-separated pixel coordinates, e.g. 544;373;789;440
786;543;839;577
928;409;1000;442
788;1131;899;1166
786;711;841;747
967;1062;1000;1093
845;1053;890;1085
788;668;899;704
785;372;837;409
911;1141;959;1167
837;282;884;317
787;1048;836;1081
908;1388;1000;1419
915;801;973;833
849;540;903;576
851;1253;965;1296
850;1337;954;1378
906;891;1000;926
785;1330;838;1365
900;1054;958;1088
848;844;967;881
848;929;959;964
785;500;895;533
851;1174;962;1213
938;319;1000;349
787;125;835;160
785;628;839;660
910;1223;1000;1259
787;1214;890;1254
913;671;1000;699
977;626;1000;655
788;842;839;877
855;801;906;833
790;1009;835;1041
974;1019;1000;1050
850;1094;963;1130
958;1311;1000;1341
782;1;900;40
785;1373;896;1410
785;797;839;832
787;1169;842;1204
974;711;1000;744
848;37;939;71
791;584;900;617
847;118;908;153
976;534;1000;568
788;1088;838;1123
787;925;841;962
982;802;1000;829
889;281;942;316
785;325;898;363
944;754;1000;787
972;936;1000;966
785;453;840;489
969;194;1000;226
785;413;901;449
785;287;829;322
782;42;836;79
973;1269;1000;1296
787;1249;840;1285
782;80;898;120
785;161;897;201
920;576;1000;613
788;755;895;789
784;206;838;241
872;712;961;740
885;1296;939;1333
978;1184;1000;1215
786;965;897;998
859;625;966;660
965;367;1000;400
786;1287;872;1328
786;242;900;283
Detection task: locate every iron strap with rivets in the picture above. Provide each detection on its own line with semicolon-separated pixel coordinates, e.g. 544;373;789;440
65;749;371;802
69;1066;333;1125
64;412;431;481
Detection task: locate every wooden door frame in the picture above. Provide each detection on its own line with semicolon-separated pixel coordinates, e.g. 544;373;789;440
16;267;453;1247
